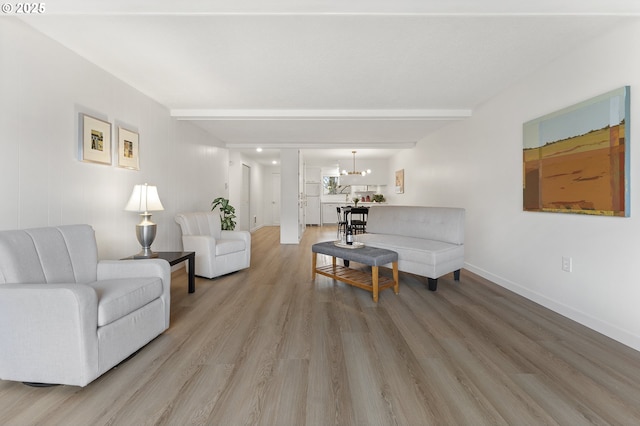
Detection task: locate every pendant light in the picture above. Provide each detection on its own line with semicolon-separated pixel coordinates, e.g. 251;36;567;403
341;151;371;176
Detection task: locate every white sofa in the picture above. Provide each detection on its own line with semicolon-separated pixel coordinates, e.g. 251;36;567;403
357;206;465;291
175;212;251;279
0;224;171;387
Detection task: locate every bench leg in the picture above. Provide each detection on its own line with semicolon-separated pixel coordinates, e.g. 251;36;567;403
311;252;317;280
428;278;438;291
393;261;399;295
372;266;379;303
454;269;461;281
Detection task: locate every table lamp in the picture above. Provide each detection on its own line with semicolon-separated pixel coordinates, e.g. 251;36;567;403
125;183;164;258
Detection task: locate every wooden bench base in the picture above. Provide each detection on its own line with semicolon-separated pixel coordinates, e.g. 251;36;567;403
312;253;399;302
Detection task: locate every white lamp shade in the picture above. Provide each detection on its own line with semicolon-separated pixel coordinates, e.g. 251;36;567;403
125;184;164;212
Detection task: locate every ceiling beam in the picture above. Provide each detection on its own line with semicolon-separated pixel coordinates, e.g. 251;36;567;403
171;109;472;121
225;141;417;149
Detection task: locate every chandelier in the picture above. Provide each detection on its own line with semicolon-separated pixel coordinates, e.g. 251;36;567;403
341;151;371;176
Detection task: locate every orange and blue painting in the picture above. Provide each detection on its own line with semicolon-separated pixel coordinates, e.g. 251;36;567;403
523;87;630;216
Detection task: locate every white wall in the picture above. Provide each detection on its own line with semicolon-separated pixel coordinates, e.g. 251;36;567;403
280;149;301;243
388;19;640;351
0;18;228;259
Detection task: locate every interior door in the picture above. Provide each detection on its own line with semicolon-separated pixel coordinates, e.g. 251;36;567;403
241;164;251;231
272;173;281;225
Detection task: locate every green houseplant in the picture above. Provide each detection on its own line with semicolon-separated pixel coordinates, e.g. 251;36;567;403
372;194;385;203
211;197;237;231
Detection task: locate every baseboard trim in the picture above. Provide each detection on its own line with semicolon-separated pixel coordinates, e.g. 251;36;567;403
464;262;640;352
250;224;264;233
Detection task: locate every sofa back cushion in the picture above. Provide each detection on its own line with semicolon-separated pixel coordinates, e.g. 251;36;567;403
366;206;465;245
0;224;98;284
175;212;222;239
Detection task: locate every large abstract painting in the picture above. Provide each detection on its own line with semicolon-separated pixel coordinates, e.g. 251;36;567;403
523;87;630;216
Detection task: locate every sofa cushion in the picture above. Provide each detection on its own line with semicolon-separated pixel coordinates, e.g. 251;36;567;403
215;239;246;256
358;233;464;267
88;277;163;326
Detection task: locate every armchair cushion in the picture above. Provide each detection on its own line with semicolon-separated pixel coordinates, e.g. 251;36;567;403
88;277;163;327
216;239;247;256
97;259;170;329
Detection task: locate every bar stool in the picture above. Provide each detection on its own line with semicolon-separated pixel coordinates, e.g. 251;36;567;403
350;207;368;234
336;207;348;239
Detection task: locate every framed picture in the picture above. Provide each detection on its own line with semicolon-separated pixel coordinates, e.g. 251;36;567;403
523;86;630;216
80;114;112;165
118;127;140;170
395;169;405;194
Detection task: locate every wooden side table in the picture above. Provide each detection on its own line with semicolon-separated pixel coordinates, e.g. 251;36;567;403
122;251;196;293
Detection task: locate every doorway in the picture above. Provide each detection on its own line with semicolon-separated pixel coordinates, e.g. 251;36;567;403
241;164;251;231
271;173;281;225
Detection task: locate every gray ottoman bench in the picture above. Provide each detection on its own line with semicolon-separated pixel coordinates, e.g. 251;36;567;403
312;241;399;302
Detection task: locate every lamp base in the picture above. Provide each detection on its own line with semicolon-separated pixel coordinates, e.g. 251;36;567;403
134;216;158;259
133;248;159;259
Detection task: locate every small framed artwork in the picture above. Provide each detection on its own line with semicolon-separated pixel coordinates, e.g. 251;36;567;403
118;127;140;170
395;169;405;194
80;114;112;165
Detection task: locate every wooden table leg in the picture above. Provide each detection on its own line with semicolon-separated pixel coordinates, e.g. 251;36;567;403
311;252;317;280
372;266;379;303
392;261;399;294
332;255;336;273
187;255;196;294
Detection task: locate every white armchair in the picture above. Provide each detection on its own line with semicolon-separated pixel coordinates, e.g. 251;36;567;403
175;212;251;279
0;224;171;387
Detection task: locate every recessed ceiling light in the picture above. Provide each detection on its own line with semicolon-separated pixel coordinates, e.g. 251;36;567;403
256;147;263;152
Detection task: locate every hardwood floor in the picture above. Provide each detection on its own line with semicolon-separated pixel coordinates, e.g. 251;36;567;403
2;225;640;425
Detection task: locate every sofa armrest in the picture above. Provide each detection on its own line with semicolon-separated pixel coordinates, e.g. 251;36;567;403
98;259;171;328
0;283;99;385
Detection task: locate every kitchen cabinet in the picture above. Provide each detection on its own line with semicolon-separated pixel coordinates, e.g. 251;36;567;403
306;196;321;225
322;203;342;224
306;183;321;225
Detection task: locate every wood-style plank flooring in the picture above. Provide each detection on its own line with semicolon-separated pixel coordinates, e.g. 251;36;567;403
2;225;640;425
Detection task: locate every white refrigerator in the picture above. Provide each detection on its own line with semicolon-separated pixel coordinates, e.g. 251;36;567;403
305;183;321;225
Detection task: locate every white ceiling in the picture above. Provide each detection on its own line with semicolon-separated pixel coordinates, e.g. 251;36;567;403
17;1;640;164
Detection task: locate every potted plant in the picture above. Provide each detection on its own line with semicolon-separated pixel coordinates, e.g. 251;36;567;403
352;197;359;207
211;197;237;230
372;194;385;203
